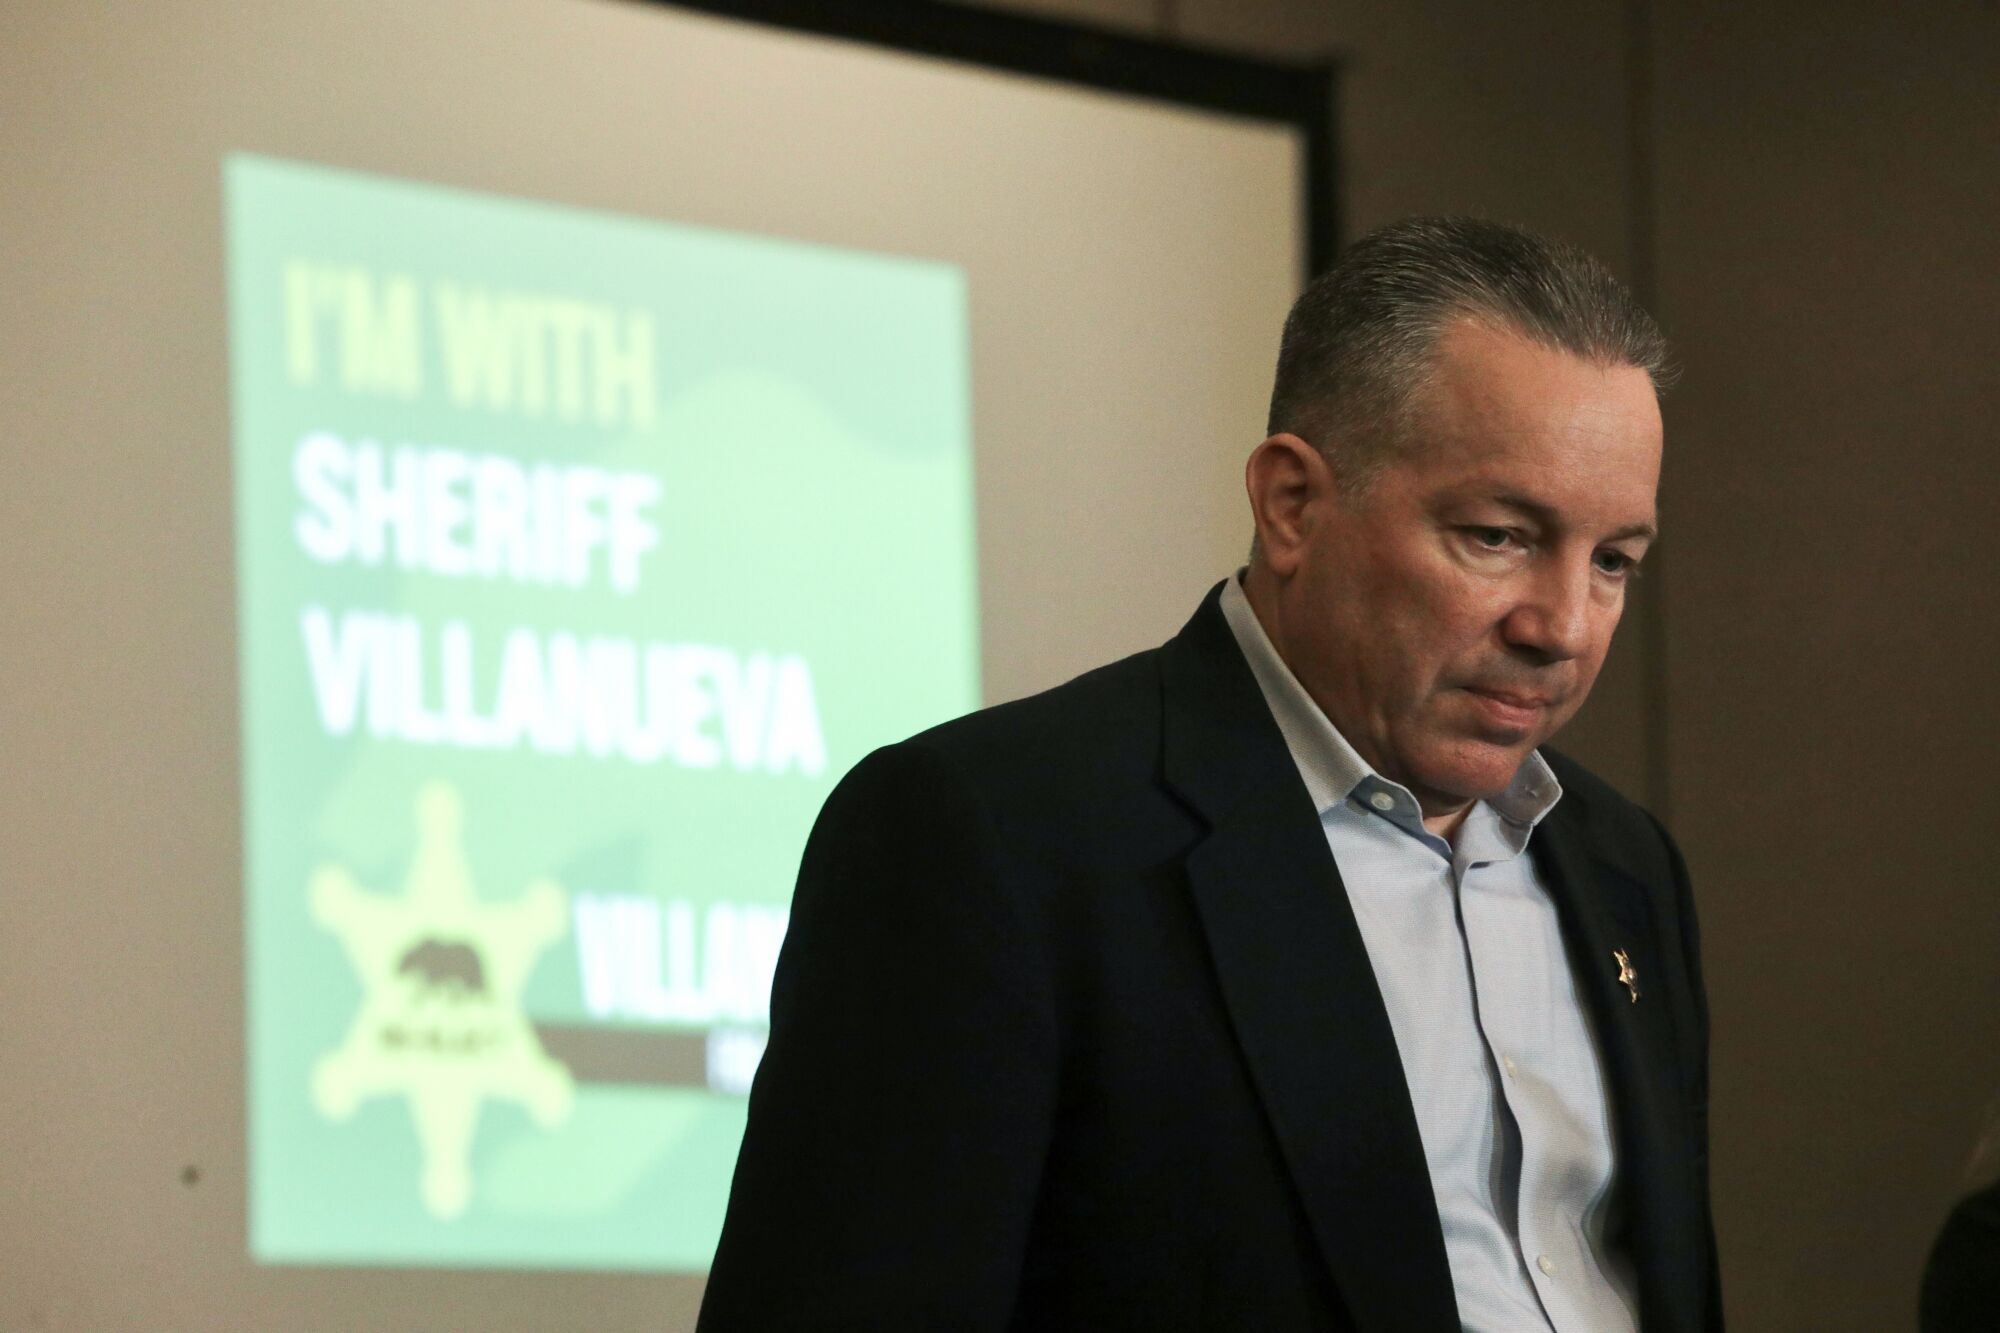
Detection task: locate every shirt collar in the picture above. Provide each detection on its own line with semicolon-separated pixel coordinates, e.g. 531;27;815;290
1217;571;1563;833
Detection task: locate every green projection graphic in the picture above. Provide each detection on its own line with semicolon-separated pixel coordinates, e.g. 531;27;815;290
226;154;978;1270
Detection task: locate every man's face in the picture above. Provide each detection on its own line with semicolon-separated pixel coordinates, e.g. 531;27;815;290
1265;319;1662;811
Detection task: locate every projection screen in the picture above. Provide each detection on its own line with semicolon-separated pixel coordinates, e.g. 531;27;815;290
2;0;1315;1325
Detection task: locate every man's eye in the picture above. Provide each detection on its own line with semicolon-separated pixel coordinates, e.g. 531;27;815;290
1467;527;1515;550
1594;551;1639;577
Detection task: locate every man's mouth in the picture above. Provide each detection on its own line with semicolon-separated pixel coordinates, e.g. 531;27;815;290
1462;686;1554;729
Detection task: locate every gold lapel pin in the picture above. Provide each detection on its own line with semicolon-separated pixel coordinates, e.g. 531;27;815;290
1613;948;1640;1003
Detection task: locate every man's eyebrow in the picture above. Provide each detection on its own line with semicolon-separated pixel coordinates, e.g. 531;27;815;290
1487;492;1658;543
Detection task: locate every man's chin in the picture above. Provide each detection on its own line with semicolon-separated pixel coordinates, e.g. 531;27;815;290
1407;738;1539;806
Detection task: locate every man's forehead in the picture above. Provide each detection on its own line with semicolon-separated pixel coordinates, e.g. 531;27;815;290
1414;322;1661;431
1431;315;1657;389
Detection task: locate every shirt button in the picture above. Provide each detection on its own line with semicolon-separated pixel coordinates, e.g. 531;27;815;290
1537;1255;1557;1277
1502;1056;1519;1078
1368;791;1396;812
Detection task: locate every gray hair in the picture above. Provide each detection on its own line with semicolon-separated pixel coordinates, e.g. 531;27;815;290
1266;216;1673;490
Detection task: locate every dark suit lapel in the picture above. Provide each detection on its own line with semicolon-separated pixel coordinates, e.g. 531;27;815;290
1533;804;1705;1333
1161;588;1459;1333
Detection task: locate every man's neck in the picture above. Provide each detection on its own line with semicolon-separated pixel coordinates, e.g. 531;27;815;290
1240;562;1283;643
1421;802;1475;845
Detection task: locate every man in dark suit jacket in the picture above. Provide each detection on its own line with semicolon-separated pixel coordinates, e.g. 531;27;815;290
700;218;1721;1330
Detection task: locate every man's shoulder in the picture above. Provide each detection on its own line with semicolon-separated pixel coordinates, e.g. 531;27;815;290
894;642;1168;791
809;642;1181;869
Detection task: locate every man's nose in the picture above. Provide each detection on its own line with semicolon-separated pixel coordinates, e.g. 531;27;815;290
1501;559;1597;663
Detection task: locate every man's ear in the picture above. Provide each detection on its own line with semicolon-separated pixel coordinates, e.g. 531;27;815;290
1245;433;1332;576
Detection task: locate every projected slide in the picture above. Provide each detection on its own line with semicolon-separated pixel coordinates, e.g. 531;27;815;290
226;154;978;1270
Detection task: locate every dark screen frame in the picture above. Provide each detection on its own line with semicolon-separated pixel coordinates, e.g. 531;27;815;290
640;0;1340;275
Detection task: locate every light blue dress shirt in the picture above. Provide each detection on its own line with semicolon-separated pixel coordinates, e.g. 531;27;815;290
1220;576;1640;1333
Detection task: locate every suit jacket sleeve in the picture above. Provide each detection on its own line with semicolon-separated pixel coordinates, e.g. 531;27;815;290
698;740;1061;1330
